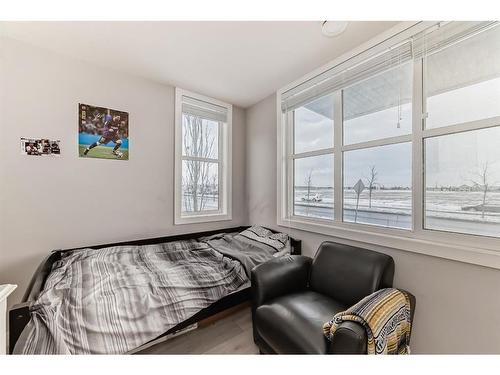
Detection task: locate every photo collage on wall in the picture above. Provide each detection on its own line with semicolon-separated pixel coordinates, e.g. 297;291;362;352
20;138;61;156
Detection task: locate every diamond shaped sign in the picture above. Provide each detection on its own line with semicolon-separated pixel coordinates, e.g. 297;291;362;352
353;179;365;195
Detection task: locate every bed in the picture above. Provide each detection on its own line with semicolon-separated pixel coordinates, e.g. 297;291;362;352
9;226;301;354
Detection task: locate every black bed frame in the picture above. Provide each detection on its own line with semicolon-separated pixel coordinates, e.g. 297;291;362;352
8;226;301;354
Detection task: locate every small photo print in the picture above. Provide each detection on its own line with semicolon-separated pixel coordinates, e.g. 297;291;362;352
21;138;61;156
79;103;129;160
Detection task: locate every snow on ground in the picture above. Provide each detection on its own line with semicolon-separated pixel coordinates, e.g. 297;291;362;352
294;188;500;224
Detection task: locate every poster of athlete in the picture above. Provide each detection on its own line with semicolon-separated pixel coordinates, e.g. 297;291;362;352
78;103;129;160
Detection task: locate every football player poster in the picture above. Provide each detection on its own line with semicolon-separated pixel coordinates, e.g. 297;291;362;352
78;103;129;160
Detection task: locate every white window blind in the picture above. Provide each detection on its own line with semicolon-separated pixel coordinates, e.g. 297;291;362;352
416;21;500;103
281;40;413;112
281;21;499;113
413;21;498;59
182;95;228;123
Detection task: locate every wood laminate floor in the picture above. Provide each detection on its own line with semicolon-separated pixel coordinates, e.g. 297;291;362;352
137;306;259;354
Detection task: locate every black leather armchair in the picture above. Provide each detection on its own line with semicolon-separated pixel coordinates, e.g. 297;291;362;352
251;241;415;354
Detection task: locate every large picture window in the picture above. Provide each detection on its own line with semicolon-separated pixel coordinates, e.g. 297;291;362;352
175;89;232;224
278;21;500;266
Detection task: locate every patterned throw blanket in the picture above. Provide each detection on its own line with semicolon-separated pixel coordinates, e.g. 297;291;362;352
323;288;412;354
15;228;289;355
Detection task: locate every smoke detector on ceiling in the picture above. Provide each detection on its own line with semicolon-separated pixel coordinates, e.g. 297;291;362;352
321;21;349;37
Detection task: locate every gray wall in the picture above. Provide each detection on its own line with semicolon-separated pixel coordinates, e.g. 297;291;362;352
0;37;247;306
245;93;500;354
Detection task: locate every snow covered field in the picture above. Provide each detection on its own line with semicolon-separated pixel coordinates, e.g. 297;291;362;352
182;189;500;237
294;188;500;237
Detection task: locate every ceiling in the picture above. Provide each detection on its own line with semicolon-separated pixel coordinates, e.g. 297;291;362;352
0;21;398;108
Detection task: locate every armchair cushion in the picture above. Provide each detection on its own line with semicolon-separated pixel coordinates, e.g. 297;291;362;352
254;291;350;354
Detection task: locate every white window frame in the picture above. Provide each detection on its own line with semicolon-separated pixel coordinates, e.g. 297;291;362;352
175;88;232;225
277;21;500;269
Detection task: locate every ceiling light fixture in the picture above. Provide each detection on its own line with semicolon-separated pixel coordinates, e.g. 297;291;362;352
321;21;349;37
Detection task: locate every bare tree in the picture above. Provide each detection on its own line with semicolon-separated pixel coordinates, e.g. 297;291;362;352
305;170;314;202
182;115;216;212
210;174;218;203
471;162;491;219
364;165;378;208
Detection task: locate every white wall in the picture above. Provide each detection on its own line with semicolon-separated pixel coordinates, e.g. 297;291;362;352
0;37;247;306
245;93;500;354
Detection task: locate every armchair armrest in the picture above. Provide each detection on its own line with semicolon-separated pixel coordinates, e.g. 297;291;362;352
329;321;368;354
329;289;416;354
251;255;312;308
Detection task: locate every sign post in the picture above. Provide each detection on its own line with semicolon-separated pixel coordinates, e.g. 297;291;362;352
353;179;365;223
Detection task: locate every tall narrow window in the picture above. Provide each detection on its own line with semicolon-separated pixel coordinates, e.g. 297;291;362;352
342;60;413;230
175;89;232;224
290;94;335;221
422;23;500;237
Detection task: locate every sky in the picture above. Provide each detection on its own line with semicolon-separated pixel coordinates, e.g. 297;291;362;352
294;77;500;189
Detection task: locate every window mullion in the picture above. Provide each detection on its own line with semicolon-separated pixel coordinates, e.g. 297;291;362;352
286;111;295;219
292;148;335;159
342;134;413;152
422;116;500;139
412;58;424;234
218;122;223;212
333;91;343;222
182;155;220;163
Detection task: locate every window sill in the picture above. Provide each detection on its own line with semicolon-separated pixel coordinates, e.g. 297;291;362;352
277;217;500;270
175;213;232;225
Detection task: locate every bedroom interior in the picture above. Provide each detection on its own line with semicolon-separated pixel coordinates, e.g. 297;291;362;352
1;0;500;371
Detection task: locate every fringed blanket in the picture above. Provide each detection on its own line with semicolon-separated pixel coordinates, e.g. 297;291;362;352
323;288;412;354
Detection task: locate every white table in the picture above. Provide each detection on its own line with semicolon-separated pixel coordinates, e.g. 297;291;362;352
0;284;17;355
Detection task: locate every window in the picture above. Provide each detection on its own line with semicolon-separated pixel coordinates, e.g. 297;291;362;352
278;21;500;266
422;23;500;238
175;89;232;224
342;61;413;229
344;143;412;229
294;153;334;220
291;94;334;220
424;127;500;237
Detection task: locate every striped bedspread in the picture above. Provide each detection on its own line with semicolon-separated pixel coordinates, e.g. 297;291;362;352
15;229;288;355
323;288;412;354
